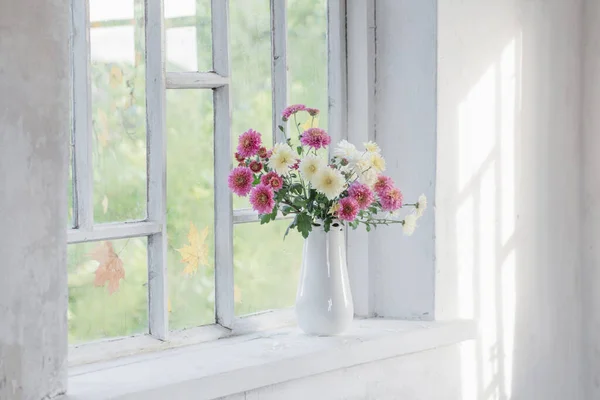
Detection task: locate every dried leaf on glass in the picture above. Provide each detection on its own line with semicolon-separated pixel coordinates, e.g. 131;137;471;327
89;241;125;294
177;223;210;276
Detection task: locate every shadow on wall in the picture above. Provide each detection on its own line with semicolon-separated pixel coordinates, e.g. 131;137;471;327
437;1;582;399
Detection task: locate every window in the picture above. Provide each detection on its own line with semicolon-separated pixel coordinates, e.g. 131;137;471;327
68;0;343;344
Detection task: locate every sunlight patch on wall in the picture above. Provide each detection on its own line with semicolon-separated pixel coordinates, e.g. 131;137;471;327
458;65;497;192
456;195;474;319
500;38;517;247
502;249;516;399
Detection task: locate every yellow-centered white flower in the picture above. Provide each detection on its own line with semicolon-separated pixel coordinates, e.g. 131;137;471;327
364;141;381;153
358;167;378;187
415;194;427;218
334;140;361;165
403;214;418;236
299;154;326;182
268;143;296;175
368;152;386;172
313;167;346;200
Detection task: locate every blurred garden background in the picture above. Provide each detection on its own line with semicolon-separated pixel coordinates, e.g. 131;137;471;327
67;0;328;343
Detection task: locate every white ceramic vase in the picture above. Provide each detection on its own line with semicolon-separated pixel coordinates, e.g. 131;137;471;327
295;222;354;335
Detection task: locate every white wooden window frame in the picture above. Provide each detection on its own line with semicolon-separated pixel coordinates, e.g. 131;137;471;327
69;0;349;345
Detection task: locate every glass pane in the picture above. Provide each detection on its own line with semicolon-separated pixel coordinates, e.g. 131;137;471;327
165;0;212;72
234;220;303;316
230;0;272;210
287;0;328;130
166;89;215;330
165;0;195;18
90;21;147;222
68;237;148;343
90;0;134;22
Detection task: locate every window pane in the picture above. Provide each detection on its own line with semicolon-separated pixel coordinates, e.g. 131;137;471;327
90;22;147;223
90;0;134;22
234;220;303;316
165;0;212;72
68;237;148;343
165;0;195;18
287;0;328;129
230;0;272;210
166;89;215;330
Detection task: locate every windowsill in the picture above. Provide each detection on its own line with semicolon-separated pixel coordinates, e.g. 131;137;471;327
64;318;475;400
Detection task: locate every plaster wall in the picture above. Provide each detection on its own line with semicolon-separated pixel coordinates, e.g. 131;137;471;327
436;0;583;399
0;0;70;398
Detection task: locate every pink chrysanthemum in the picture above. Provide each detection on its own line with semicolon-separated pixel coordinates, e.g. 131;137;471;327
258;146;268;158
249;160;263;173
249;184;275;214
260;171;283;192
235;152;245;162
348;182;375;210
300;128;331;150
237;129;262;158
306;107;320;116
338;197;359;222
228;167;254;197
373;175;394;197
380;187;403;212
282;104;306;121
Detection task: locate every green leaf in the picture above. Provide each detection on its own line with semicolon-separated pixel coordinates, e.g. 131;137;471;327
260;213;271;225
293;197;306;208
278;125;285;132
290;183;303;195
259;206;278;225
297;146;303;155
296;213;312;239
324;219;331;232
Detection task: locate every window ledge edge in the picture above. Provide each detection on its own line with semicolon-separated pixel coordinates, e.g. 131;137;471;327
64;318;476;400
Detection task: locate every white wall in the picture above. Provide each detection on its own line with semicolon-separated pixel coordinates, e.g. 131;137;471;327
437;0;584;399
0;0;70;398
370;0;438;320
582;0;600;398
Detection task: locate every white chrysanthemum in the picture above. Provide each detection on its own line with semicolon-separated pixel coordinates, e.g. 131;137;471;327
358;167;378;187
415;194;427;218
368;152;386;172
354;156;372;172
364;141;381;153
334;140;361;165
268;143;296;175
299;154;326;182
402;214;418;236
313;167;346;200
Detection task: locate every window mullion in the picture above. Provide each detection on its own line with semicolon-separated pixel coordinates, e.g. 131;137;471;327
71;0;94;231
212;0;234;329
270;0;288;145
327;0;348;148
145;0;169;340
165;71;229;89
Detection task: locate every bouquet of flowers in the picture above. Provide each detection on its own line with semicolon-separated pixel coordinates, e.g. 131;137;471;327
227;104;427;239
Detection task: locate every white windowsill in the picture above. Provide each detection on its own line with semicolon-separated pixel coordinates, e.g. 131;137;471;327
64;318;475;400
